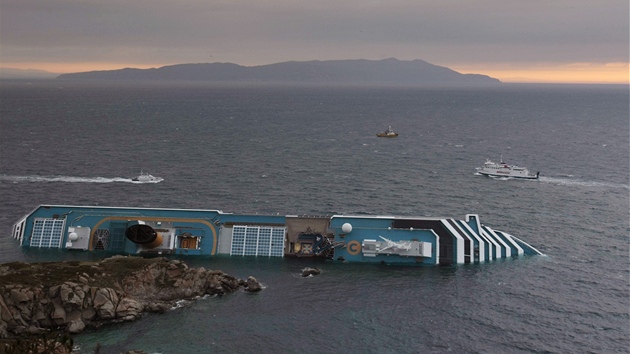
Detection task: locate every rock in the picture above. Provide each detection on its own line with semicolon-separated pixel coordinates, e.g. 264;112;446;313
166;267;182;278
66;310;82;323
10;288;31;304
116;298;143;321
48;285;61;298
0;297;13;324
146;302;170;314
0;256;262;337
81;306;96;321
0;321;8;339
93;288;117;319
31;306;50;328
244;276;262;293
67;319;85;334
220;276;241;291
51;299;67;326
27;325;47;335
301;267;321;277
59;283;83;308
0;333;73;354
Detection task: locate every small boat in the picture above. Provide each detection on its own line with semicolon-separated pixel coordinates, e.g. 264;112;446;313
131;171;163;183
477;156;539;179
376;126;398;138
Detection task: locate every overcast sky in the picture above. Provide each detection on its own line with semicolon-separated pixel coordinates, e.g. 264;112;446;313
1;0;628;83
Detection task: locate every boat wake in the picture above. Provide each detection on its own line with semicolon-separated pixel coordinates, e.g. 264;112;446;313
475;173;628;189
0;175;162;184
538;176;628;189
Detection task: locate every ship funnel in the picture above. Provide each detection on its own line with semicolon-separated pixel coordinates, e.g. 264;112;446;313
125;221;163;248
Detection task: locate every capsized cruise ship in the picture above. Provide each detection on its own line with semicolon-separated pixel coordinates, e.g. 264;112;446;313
12;205;542;265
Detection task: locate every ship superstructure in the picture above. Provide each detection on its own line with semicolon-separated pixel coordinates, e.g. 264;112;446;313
477;156;539;179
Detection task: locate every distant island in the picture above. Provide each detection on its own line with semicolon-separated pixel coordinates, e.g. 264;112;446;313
0;68;59;79
56;58;500;84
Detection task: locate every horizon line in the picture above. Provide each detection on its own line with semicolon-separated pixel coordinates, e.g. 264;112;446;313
1;59;628;85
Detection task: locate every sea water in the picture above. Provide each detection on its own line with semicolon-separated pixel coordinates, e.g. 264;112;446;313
0;81;627;353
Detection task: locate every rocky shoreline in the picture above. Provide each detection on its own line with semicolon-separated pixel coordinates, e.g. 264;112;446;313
0;256;262;352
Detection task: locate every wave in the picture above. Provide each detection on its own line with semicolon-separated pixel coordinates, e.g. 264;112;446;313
0;175;162;184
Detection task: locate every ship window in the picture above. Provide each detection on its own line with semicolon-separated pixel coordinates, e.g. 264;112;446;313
231;225;285;257
30;218;65;248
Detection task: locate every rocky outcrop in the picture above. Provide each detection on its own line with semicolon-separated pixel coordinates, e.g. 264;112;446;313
244;276;263;292
301;267;321;277
0;332;73;354
0;256;262;338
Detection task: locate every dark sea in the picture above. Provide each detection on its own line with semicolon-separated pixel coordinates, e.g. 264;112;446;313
0;80;628;353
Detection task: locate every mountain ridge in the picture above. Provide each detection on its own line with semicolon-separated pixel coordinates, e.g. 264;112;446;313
0;68;59;79
56;58;500;84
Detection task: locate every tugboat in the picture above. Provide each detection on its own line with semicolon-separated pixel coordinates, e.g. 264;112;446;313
477;156;539;179
376;126;398;138
131;171;163;183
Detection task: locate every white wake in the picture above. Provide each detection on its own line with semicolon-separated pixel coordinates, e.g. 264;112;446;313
0;175;162;184
475;173;628;189
538;176;627;189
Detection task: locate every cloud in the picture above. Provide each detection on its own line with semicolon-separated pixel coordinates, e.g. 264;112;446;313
1;0;628;70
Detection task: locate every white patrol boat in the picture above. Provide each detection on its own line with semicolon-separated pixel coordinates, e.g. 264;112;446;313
477;156;539;179
131;171;163;183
